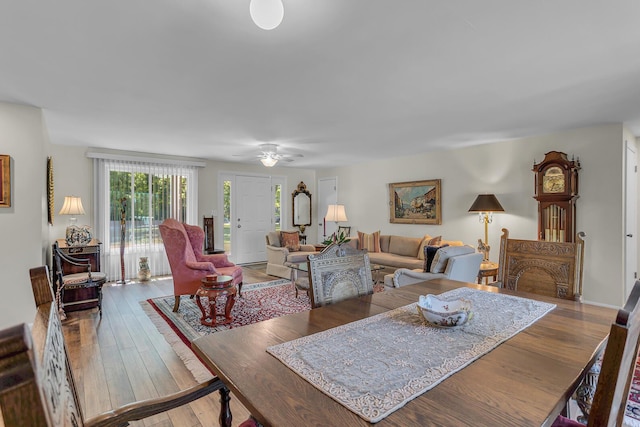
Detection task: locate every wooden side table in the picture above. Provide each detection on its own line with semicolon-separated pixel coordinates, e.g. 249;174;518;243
477;262;499;285
196;275;235;326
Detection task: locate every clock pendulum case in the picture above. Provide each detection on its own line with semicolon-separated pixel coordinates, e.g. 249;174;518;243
532;151;580;242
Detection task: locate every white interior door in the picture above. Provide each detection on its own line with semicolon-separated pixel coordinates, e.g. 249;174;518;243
235;175;271;264
317;177;337;242
626;140;638;298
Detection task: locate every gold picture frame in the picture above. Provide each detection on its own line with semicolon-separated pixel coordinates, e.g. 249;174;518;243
389;179;441;224
47;157;54;224
0;155;10;208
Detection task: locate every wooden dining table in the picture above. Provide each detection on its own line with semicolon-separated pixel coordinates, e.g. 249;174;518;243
192;278;617;426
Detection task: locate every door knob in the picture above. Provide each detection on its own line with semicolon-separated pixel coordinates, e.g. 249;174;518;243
627;234;634;237
237;224;242;228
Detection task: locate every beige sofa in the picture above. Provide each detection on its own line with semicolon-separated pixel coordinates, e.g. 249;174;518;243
265;231;318;279
349;234;466;270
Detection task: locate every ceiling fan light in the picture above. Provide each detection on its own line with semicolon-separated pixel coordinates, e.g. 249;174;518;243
250;0;284;30
260;156;278;167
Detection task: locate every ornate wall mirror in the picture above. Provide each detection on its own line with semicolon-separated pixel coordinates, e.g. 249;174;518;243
292;181;312;233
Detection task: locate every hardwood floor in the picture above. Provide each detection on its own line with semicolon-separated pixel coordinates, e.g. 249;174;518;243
61;263;275;427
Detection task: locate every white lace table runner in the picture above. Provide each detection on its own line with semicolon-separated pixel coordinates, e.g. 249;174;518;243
267;287;556;423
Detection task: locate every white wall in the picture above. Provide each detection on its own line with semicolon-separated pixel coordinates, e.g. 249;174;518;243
320;123;625;306
49;145;94;243
0;102;49;329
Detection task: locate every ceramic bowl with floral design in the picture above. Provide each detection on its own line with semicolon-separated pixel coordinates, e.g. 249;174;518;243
417;294;473;327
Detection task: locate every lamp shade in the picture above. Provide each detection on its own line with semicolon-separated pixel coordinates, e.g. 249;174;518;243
325;204;348;222
59;196;86;216
468;194;504;213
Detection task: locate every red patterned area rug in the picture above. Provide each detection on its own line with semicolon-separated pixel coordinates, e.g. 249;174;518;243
141;279;312;381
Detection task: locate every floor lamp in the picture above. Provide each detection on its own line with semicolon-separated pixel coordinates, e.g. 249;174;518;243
468;194;504;261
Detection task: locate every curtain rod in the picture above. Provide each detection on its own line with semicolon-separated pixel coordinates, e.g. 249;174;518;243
86;150;206;168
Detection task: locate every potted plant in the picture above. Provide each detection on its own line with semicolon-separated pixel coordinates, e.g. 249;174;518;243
322;230;351;246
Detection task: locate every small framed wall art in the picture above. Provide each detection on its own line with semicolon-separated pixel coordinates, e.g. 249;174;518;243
389;179;442;224
0;154;10;208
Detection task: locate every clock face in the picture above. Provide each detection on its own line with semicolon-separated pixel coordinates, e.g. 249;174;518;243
542;167;565;193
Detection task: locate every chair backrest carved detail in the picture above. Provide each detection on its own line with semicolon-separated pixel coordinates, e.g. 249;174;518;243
307;243;373;308
496;228;585;301
40;303;84;426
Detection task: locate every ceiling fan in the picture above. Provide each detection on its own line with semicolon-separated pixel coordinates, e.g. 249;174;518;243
257;143;302;167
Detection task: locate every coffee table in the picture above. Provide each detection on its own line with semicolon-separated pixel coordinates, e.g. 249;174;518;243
196;275;235;326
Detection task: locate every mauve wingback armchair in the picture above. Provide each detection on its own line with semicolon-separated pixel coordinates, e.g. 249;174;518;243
159;218;243;312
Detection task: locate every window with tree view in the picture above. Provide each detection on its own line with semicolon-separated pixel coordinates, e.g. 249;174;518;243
109;170;188;250
94;158;198;280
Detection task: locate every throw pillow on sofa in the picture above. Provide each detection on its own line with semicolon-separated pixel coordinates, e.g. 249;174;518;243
266;231;281;247
358;230;380;252
280;231;301;251
417;235;443;260
423;244;448;272
430;245;475;273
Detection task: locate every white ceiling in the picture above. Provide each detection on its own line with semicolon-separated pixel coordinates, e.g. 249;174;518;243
1;1;640;168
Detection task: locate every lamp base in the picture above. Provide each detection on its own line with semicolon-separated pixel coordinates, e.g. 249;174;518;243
477;239;490;262
65;225;92;246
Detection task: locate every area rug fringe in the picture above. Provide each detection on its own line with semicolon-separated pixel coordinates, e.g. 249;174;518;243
141;301;215;382
141;278;304;383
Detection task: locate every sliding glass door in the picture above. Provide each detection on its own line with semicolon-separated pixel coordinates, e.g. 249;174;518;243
95;158;198;280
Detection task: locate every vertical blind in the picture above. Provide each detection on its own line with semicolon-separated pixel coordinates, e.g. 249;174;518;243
94;158;199;281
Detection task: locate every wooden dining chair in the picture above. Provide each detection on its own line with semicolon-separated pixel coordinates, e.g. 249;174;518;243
307;242;373;308
0;266;231;427
553;279;640;427
588;278;640;426
496;228;585;301
52;241;107;318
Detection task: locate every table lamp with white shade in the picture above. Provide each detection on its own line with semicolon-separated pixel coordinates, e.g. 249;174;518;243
324;204;348;244
59;196;92;246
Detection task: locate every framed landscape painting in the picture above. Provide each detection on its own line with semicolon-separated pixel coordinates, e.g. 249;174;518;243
0;155;10;208
389;179;441;224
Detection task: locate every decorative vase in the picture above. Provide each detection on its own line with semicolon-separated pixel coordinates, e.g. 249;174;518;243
138;257;151;282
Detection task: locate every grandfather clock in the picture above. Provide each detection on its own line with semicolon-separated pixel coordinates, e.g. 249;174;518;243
532;151;580;242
